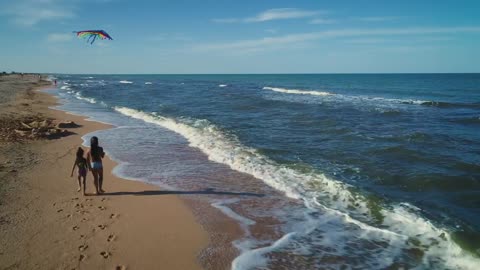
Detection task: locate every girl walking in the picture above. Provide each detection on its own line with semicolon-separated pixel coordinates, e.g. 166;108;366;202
71;147;88;195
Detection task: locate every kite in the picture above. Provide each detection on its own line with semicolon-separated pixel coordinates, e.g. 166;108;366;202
73;30;113;44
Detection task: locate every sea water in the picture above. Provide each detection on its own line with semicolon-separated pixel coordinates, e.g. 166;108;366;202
49;74;480;269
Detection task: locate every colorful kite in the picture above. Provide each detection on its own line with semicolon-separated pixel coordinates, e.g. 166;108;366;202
74;30;113;44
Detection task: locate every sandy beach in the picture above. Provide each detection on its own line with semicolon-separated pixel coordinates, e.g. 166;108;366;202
0;75;208;270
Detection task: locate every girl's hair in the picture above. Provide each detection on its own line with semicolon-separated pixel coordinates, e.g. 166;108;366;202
76;147;84;159
90;136;100;159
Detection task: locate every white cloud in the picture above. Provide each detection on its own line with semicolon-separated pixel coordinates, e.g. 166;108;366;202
357;16;401;22
310;18;336;24
213;8;320;23
1;0;75;26
47;33;73;42
345;36;454;45
192;26;480;52
246;8;318;22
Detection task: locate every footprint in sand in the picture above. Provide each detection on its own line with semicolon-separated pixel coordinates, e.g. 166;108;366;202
81;218;88;222
98;206;106;211
76;210;89;215
79;254;86;261
79;234;85;239
100;251;111;258
72;226;79;231
57;209;63;213
78;244;88;252
109;213;117;219
98;224;106;230
66;214;72;218
115;265;127;270
101;198;108;202
75;203;84;209
107;234;115;242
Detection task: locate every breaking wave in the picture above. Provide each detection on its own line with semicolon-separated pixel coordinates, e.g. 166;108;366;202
114;106;480;270
263;86;480;111
263;86;331;96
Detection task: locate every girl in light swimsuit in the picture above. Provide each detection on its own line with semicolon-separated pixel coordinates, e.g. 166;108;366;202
87;136;105;194
71;147;88;195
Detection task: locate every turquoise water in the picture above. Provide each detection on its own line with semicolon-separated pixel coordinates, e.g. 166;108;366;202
53;74;480;269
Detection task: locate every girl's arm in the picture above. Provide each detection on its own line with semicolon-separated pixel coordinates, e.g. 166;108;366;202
70;159;77;177
86;151;92;171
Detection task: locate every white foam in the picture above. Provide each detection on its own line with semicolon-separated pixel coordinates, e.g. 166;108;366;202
119;80;133;84
114;106;480;269
219;84;228;87
263;86;432;109
233;232;296;270
60;85;70;90
263;86;331;96
145;82;153;85
212;199;255;227
211;199;257;257
74;93;97;104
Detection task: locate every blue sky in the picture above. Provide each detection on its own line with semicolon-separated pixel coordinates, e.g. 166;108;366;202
0;0;479;74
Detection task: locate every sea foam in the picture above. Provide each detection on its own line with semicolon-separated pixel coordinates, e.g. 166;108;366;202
114;106;480;270
75;94;97;104
119;80;133;84
263;86;331;96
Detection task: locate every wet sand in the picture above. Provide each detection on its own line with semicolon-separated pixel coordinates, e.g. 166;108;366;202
0;75;208;269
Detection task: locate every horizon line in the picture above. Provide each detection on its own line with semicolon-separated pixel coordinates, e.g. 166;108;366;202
41;72;480;75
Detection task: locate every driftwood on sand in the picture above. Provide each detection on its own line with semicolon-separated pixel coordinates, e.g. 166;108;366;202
1;116;78;141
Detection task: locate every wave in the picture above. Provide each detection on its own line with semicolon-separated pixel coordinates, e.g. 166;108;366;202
219;84;228;87
419;101;480;109
60;85;70;90
450;116;480;125
263;86;331;96
145;82;153;85
263;86;480;111
119;80;133;84
114;106;480;269
74;93;97;104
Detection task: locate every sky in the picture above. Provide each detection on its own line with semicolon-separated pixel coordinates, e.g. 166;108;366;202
0;0;479;74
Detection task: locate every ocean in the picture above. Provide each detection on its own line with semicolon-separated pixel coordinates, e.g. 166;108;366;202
50;74;480;269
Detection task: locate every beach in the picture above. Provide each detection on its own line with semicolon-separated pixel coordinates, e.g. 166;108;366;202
1;73;479;270
0;75;208;270
51;74;480;269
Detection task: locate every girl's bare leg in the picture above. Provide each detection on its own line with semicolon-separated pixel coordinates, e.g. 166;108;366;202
92;170;100;195
76;175;81;192
82;175;86;196
98;168;105;193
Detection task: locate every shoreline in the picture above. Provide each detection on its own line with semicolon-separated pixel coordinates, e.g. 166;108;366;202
0;75;209;269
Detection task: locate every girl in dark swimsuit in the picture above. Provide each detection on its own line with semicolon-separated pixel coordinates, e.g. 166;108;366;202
71;147;88;195
87;136;105;194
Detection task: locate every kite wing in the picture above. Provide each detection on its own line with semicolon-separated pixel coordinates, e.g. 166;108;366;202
74;30;113;44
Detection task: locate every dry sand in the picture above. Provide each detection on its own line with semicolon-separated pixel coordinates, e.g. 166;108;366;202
0;75;208;270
